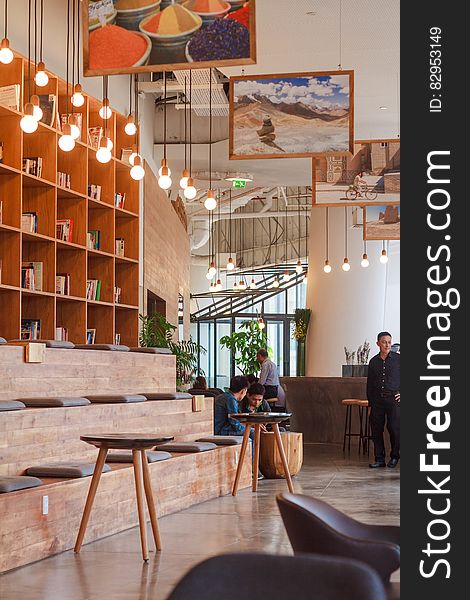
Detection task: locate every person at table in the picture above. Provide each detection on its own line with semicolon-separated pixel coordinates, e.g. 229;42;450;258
256;349;280;401
367;331;400;469
240;383;271;414
214;375;250;437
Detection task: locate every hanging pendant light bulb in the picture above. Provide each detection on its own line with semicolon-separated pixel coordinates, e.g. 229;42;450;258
20;103;38;133
99;97;112;120
303;272;308;285
204;189;217;211
232;281;239;291
226;257;235;271
158;72;172;190
361;254;370;268
250;278;257;290
272;277;280;288
125;113;137;136
179;75;190;190
128;144;138;166
35;60;48;86
283;270;291;283
205;268;213;281
158;158;171;178
184;71;197;200
208;261;217;279
59;122;75;152
323;259;332;273
215;278;223;291
323;207;332;273
179;169;189;190
258;317;265;330
184;177;197;200
158;164;172;190
96;137;112;163
238;279;247;291
0;38;13;65
380;249;389;263
342;258;351;272
71;83;84;107
295;259;303;274
130;155;145;181
31;94;43;121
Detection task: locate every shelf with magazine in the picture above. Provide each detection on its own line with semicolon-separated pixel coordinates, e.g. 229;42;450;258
57;193;87;247
114;215;138;262
56;297;86;344
87;253;114;304
86;303;114;345
56;246;86;299
22;184;56;239
21;293;55;341
87;203;114;255
58;80;89;146
21;238;55;294
22;125;57;185
88;96;116;158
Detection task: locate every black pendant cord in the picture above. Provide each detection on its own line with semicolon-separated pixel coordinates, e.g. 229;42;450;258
326;207;329;261
33;0;37;94
252;202;255;269
71;0;75;93
209;69;212;190
344;206;348;257
364;239;367;255
65;0;71;120
297;187;301;260
134;74;139;152
3;0;7;40
163;72;167;160
27;0;31;103
285;200;288;265
183;76;187;171
129;75;132;115
189;70;192;178
75;0;80;87
228;189;232;256
217;194;221;277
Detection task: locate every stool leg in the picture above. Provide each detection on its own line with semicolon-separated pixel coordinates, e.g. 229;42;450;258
273;423;294;493
232;424;251;496
358;406;364;454
252;424;261;492
140;449;162;552
74;446;108;553
348;405;352;453
132;449;149;562
342;405;348;452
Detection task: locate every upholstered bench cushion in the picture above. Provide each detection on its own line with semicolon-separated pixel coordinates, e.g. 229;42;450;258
0;475;43;493
106;450;172;463
8;339;75;348
129;347;172;354
154;441;217;453
0;337;7;344
26;463;111;478
142;392;193;401
196;435;244;446
20;397;90;408
85;394;146;404
75;344;130;351
0;400;26;411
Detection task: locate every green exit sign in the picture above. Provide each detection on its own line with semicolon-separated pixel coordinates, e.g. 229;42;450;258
232;179;247;188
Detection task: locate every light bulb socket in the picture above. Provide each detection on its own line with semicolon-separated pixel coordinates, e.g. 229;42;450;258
160;158;168;168
381;249;387;257
161;165;169;176
362;253;368;260
99;136;109;149
31;94;40;106
126;113;135;125
187;176;194;187
37;60;46;72
74;83;83;95
62;123;72;137
134;155;142;168
343;258;349;264
24;102;34;117
207;189;215;198
181;168;189;178
1;38;11;50
102;98;109;108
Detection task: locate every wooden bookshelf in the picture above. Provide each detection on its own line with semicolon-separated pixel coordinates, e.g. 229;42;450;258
0;54;140;345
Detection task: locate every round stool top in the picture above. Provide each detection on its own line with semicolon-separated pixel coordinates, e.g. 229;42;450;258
355;400;369;407
80;433;174;449
229;412;291;424
342;399;366;406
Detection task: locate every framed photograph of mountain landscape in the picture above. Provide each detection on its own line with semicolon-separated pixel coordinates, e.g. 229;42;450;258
229;70;354;160
83;0;257;76
363;204;401;240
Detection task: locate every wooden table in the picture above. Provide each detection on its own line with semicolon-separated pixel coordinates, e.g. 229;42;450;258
74;433;173;561
230;413;293;496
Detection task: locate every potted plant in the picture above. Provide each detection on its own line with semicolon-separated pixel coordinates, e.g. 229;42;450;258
139;313;206;390
292;308;311;376
220;320;268;376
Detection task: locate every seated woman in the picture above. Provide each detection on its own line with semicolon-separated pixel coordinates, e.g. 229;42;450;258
241;383;271;414
193;375;208;390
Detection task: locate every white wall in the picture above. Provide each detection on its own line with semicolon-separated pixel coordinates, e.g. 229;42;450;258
306;207;400;376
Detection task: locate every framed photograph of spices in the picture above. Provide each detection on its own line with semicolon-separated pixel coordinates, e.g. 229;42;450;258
82;0;257;76
311;139;401;207
229;70;354;160
363;204;401;241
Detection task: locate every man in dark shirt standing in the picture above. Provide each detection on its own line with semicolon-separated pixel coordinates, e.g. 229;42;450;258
367;331;400;469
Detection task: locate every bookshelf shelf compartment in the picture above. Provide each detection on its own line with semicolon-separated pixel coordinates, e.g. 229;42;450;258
115;261;138;308
87;303;114;345
115;217;138;261
0;229;21;287
22;239;55;294
22;127;57;184
22;185;56;238
56;298;86;344
88;204;114;255
115;305;138;347
87;254;114;304
57;195;87;247
0;288;20;340
21;294;55;341
57;247;86;299
57;143;87;196
0;174;21;228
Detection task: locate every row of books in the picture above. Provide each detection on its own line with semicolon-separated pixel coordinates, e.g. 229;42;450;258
88;184;102;201
21;261;43;291
22;157;43;178
115;238;125;257
55;327;68;341
21;211;38;233
21;319;41;340
57;171;71;189
114;192;126;209
56;273;71;296
87;230;100;250
56;219;74;242
86;279;101;301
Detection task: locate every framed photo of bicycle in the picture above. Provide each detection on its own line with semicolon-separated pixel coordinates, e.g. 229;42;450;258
229;70;354;160
363;205;401;240
312;139;400;207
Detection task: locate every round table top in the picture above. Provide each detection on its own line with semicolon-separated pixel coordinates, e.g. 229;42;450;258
80;433;174;449
229;412;292;424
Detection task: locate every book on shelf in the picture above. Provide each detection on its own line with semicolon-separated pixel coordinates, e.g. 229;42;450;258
22;156;43;178
88;126;103;150
56;273;71;295
0;84;21;111
114;192;126;209
21;211;38;233
114;286;121;303
55;327;68;341
115;238;125;257
21;319;41;340
21;261;43;291
114;333;121;345
39;94;57;127
88;184;102;201
86;279;101;301
86;328;96;345
56;218;74;242
60;112;82;136
87;229;100;250
0;200;3;224
57;171;71;189
0;142;3;163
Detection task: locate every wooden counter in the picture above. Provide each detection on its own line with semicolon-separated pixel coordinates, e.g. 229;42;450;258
281;377;367;444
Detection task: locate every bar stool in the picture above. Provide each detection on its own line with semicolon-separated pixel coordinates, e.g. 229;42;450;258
230;412;293;496
356;400;372;455
341;399;368;454
74;433;173;561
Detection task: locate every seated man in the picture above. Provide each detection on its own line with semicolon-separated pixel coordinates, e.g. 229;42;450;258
214;375;250;437
241;383;271;414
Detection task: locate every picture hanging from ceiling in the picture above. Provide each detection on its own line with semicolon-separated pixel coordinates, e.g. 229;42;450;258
229;70;354;160
83;0;257;76
363;204;400;240
312;139;400;207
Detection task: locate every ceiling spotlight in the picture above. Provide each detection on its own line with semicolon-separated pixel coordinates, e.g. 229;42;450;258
226;257;235;271
379;106;388;110
361;253;370;268
184;177;197;200
380;249;389;264
342;258;351;272
204;189;217;211
323;260;332;274
295;260;303;274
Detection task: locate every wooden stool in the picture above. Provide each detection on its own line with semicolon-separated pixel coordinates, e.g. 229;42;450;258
342;399;368;454
74;433;173;561
356;400;371;454
230;413;294;496
259;431;303;479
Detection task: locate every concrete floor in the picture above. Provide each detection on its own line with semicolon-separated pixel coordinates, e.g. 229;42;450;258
0;444;400;600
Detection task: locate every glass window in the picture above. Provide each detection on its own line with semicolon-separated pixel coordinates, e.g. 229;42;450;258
264;290;286;315
287;282;307;314
216;320;232;390
266;320;284;377
198;322;214;387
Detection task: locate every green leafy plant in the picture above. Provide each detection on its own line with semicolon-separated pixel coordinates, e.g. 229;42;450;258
139;314;206;386
292;308;311;342
220;320;268;375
